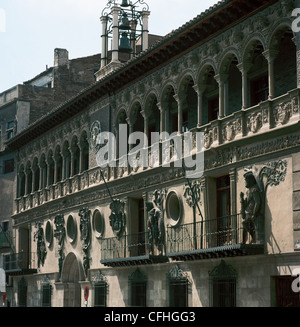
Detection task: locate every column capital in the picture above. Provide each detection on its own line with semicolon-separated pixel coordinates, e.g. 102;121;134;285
214;73;229;84
262;49;279;62
237;62;252;73
193;83;207;94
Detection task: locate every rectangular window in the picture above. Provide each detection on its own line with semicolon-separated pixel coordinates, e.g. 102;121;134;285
275;276;300;307
4;158;14;174
169;280;188;307
130;281;147;307
6;121;14;140
42;284;52;307
94;282;107;307
211;278;236;307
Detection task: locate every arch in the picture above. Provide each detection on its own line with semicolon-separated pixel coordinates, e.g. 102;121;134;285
61;252;84;307
25;160;32;194
267;19;295;50
71;135;80;176
55;145;63;183
144;91;160;144
197;64;219;124
242;33;267;62
218;50;240;74
178;72;198;131
32;157;40;192
268;23;297;97
243;38;269;107
63;141;71;179
160;83;178;134
39;154;47;189
219;51;242;115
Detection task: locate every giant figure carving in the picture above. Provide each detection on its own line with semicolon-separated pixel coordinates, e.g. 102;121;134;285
240;171;263;244
146;198;166;256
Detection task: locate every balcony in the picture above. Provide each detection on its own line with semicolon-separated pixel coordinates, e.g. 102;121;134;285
100;214;264;267
167;214;264;261
100;231;168;267
3;252;37;275
14;89;300;215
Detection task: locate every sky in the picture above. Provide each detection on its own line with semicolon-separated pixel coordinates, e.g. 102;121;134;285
0;0;220;92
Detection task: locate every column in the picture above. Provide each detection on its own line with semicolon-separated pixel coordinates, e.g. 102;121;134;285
24;171;28;195
100;16;109;68
39;164;43;190
263;49;279;100
141;110;148;147
141;11;150;52
54;158;58;184
214;74;228;119
173;94;182;134
79;145;83;173
157;102;165;137
111;6;121;63
70;153;74;177
237;62;252;110
193;84;206;127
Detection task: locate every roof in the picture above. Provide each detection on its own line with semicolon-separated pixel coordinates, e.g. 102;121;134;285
6;0;277;150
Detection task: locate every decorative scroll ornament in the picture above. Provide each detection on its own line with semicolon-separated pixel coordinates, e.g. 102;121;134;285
183;181;201;208
79;207;91;278
33;221;47;268
109;199;126;238
167;265;191;284
54;214;66;280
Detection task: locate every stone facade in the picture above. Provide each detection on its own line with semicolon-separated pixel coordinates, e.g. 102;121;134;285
2;0;300;307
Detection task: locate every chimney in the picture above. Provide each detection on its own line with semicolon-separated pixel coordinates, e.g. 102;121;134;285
54;48;69;67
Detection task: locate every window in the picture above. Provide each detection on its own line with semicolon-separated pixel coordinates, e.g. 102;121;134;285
94;282;107;307
130;281;147;307
4;158;14;174
216;175;231;246
167;265;190;307
129;269;147;307
209;260;237;307
18;277;27;307
274;276;300;307
6;121;14;140
41;284;52;307
169;279;188;307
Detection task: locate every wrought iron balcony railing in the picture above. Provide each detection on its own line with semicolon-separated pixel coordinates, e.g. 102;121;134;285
3;252;37;272
100;231;168;267
100;214;264;266
167;214;264;261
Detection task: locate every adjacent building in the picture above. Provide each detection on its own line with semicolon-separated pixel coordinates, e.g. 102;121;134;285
2;0;300;307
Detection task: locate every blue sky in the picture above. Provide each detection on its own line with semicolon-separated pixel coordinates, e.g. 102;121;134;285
0;0;219;92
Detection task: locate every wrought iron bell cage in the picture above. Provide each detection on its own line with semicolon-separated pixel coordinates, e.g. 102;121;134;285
101;0;150;60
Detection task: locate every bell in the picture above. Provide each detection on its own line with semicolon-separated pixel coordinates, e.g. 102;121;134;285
119;12;130;30
119;32;132;53
121;0;130;7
